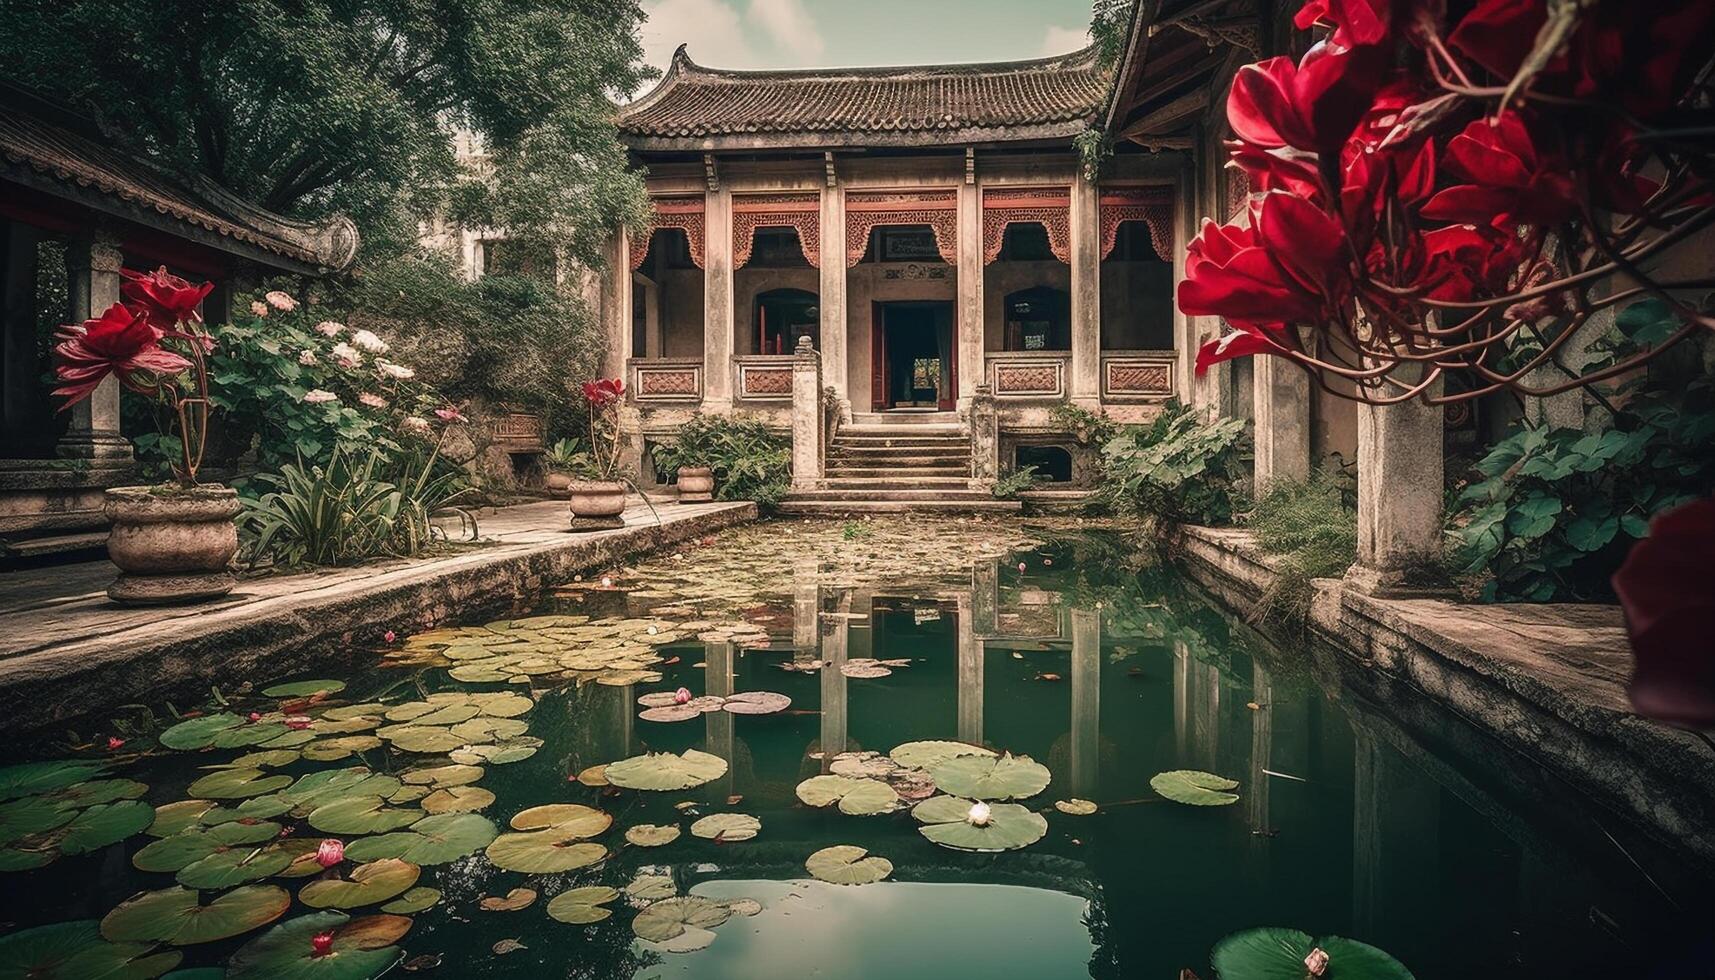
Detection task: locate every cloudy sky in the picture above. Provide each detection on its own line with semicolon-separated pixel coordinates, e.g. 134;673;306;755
635;0;1099;93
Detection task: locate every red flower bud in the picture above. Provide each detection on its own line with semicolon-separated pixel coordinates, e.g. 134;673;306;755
316;838;345;868
311;931;335;958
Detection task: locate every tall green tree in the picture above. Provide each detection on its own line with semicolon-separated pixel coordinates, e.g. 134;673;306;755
0;0;653;263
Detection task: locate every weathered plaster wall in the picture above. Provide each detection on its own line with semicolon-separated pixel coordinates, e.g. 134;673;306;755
659;268;705;358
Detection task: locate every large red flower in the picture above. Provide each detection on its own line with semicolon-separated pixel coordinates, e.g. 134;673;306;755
1420;113;1576;227
52;303;192;407
1612;498;1715;728
582;377;626;408
1292;0;1391;48
1194;327;1291;377
119;266;214;330
1227;41;1387;154
1178;194;1352;330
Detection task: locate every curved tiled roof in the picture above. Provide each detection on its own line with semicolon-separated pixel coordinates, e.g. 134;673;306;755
618;44;1111;149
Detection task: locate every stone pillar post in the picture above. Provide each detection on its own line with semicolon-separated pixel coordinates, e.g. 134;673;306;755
818;184;848;410
1252;355;1312;488
1068;173;1101;407
703;188;734;410
60;231;132;462
1347;366;1444;596
1069;608;1101;798
791;336;824;490
956;179;983;407
2;222;42;451
957;594;984;746
601;231;632;380
968;382;998;490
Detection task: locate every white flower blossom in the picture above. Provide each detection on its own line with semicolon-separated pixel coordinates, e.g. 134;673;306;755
314;321;344;337
402;416;432;435
358;392;388;409
330;342;361;368
377;361;415;381
350;329;388;354
303;389;338;404
298;350;318;366
264;290;297;311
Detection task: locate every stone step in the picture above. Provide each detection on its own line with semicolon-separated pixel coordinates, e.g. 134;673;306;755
0;531;109;561
828;453;969;467
831;437;969;451
838;424;967;438
788;488;999;502
847;412;962;426
824;466;970;479
777;498;1023;515
823;478;974;491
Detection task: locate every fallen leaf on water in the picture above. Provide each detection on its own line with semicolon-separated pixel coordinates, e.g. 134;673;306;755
1127;668;1145;678
660;656;681;666
480;887;538;911
403;953;442;971
493;938;526;955
674;800;699;811
1246;702;1261;711
726;795;743;806
1037;673;1062;682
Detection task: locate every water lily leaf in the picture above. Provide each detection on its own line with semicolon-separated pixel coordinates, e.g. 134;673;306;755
447;717;528;743
507;804;611;836
308;796;423;835
721;691;790;715
1150;770;1240;806
484;831;607;874
631;896;731;950
207;796;294;824
300;737;383;762
278;768;399;810
186;768;291;801
400;764;483;788
911;795;1047;852
59;800;154;855
794;775;900;815
0;920;181;980
0;795;74;845
134;821;283;872
228;911;403;980
210;723;290;750
480;887;537;912
330;913;412;950
546;885;618;924
383;698;473;723
828;751;899;779
929;752;1051;801
259;729;315;749
1055;799;1098;815
472;693;535;717
449;738;542;765
175;842;296;889
806;844;892;885
380;727;467;754
309;716;380;736
624;823;681;847
888;740;996;770
343;813;498;866
101;884;290;945
160;714;245;751
380;886;441;914
227;749;302;769
55;779;148;808
420;786;495;815
275;838;330;878
604;749;727;791
492;938;526;955
575;765;608;787
689;813;759;842
298;858;420;909
639;705;702;723
261;679;346;698
0;761;108;801
1210;927;1415;980
321;703;388;721
721;898;763;917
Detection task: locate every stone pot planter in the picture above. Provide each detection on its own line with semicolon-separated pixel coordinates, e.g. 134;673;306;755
543;471;574;499
675;465;715;503
104;485;242;606
567;480;627;531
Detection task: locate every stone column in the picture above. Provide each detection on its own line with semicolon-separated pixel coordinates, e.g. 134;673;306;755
819;184;849;409
956;594;984;745
601;231;632;380
703;187;734;410
1347;366;1444;596
1069;608;1102;798
956;179;983;407
791;336;824;490
60;231;132;462
1252;355;1312;488
968;383;998;490
1068;173;1101;407
2;222;41;451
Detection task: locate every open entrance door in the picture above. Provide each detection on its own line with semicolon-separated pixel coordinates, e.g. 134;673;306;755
871;302;956;411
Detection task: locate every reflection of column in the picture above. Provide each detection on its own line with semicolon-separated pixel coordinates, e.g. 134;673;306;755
957;594;984;745
956;178;983;406
820;591;851;760
1173;641;1190;760
1248;663;1274;842
819;182;848;408
1069;609;1101;798
1172;641;1219;770
1350;728;1440;948
971;559;999;635
792;561;820;656
703;187;734;410
704;640;735;796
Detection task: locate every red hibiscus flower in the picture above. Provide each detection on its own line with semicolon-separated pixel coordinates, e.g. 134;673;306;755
1446;0;1546;81
1227;41;1388;154
119;266;214;330
1292;0;1391;47
1420;113;1576;227
1178;193;1353;330
582;378;626;408
1612;498;1715;728
51;303;192;407
1195;327;1291;376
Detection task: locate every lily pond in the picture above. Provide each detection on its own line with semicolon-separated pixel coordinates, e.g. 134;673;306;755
1;518;1710;979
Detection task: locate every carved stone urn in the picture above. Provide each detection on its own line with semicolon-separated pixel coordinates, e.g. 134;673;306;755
567;480;627;531
675;466;714;503
104;485;241;605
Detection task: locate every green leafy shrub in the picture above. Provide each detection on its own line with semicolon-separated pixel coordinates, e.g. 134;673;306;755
1049;403;1117;451
1448;375;1715;602
1246;473;1357;625
992;465;1042;500
649;414;792;509
1098;400;1251;526
240;444;475;568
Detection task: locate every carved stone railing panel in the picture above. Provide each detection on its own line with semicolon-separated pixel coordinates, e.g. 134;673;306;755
734;355;794;401
988;352;1068;399
492;411;544;451
1101;351;1177;401
630;358;704;403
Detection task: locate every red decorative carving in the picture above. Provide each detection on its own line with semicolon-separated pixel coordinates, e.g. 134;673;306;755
1107;364;1171;394
981;187;1072;265
741;366;793;397
994;364;1062;395
636;368;700;397
631;196;707;272
845;190;958;267
1099;188;1175;263
733;193;821;268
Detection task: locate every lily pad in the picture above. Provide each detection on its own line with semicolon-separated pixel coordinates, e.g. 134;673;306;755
342;813;497;866
0;760;108;800
400;764;483;788
261;679;346;698
228;911;403;980
0;795;74;845
806;844;892;885
185;768;291;801
484;832;607;874
278;768;399;810
300;737;383;762
298;858;420;909
911;795;1047;852
639;705;703;723
0;920;181;979
101;884;291;945
631;896;731;952
1210;927;1415;980
421;786;494;815
134;821;283;872
689;813;760;842
1055;799;1098;815
796;774;900;814
228;750;303;769
479;887;537;911
159;714;245;751
626;873;676;901
624;823;681;847
210;724;290;750
307;797;423;835
380;726;467;754
508;804;611;836
176;843;296;889
56;779;149;809
546;885;619;924
929;752;1051;801
721;691;790;715
449;738;542;766
604;749;728;791
1150;770;1240;806
888;740;996;770
59;800;155;855
380;886;441;914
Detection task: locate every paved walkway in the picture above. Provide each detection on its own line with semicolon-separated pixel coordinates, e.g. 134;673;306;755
0;498;754;732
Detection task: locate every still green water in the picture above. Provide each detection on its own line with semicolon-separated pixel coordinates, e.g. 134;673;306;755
2;520;1709;979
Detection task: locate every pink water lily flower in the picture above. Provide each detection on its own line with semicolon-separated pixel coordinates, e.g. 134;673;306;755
316;838;345;868
384;630;397;644
673;687;692;705
311;931;335;957
106;736;125;751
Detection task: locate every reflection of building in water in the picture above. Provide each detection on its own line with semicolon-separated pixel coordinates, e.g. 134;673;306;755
704;639;736;799
1173;639;1222;771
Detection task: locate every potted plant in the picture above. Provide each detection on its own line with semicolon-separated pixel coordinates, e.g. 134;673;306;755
541;438;586;498
674;462;715;503
52;267;239;605
567;378;633;530
646;419;714;503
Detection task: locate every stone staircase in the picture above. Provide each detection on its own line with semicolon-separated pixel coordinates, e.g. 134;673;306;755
777;413;1022;515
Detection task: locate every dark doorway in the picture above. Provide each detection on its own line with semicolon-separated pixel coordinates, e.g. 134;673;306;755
871;301;955;411
754;288;818;354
